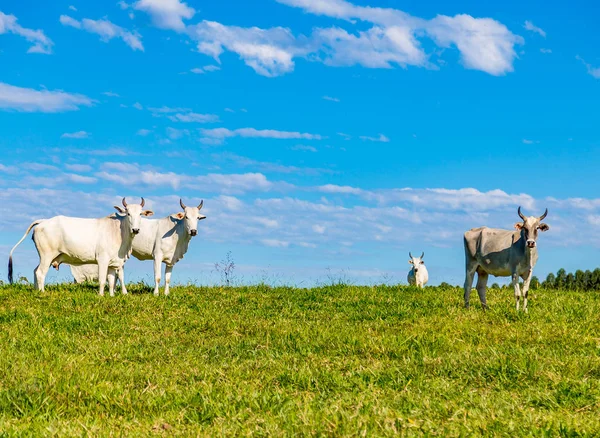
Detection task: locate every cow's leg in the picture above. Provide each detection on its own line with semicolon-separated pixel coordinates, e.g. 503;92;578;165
107;268;116;297
475;270;489;310
164;265;173;296
512;272;522;311
97;260;109;297
153;256;162;296
521;270;532;313
464;264;477;308
118;267;128;295
34;253;54;292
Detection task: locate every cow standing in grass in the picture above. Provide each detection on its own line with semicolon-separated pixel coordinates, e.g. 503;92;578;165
8;198;153;296
407;252;428;288
463;207;550;312
71;199;206;296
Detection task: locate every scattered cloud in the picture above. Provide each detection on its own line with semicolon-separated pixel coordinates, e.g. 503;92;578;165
524;20;546;38
133;102;144;110
291;144;317;152
214;152;334;175
167;112;219;123
576;55;600;79
103;91;120;97
136;128;152;136
191;65;221;74
360;133;390;142
64;163;92;172
61;130;90;139
68;5;77;11
0;11;54;54
540;48;552;54
522;139;540;144
323;95;340;102
166;127;189;139
133;0;195;32
0;82;94;113
200;127;324;140
338;132;351;140
60;15;144;51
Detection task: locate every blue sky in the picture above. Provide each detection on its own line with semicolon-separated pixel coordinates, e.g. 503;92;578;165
1;0;600;286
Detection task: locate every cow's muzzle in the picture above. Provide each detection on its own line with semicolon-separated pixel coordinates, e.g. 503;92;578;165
132;228;140;235
526;240;536;248
190;229;197;237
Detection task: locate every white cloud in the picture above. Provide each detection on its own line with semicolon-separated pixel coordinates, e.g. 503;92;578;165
166;127;189;139
291;144;317;152
323;95;340;102
524;20;546;38
60;15;144;51
147;105;188;113
103;91;120;97
200;127;323;140
68;5;77;11
136;128;152;136
338;132;351;140
191;65;221;74
576;55;600;79
64;163;92;172
67;174;97;184
133;102;143;110
318;184;364;196
275;0;523;76
215;152;334;176
133;0;195;31
540;48;552;54
61;130;90;139
167;112;219;123
0;82;94;113
522;139;539;145
0;11;53;54
187;20;299;77
360;133;389;142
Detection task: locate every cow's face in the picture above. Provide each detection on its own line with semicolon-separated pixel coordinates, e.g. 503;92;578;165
515;207;550;248
114;197;153;235
176;199;206;237
408;252;425;273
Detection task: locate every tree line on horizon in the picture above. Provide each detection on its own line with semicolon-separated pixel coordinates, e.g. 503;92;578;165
481;268;600;292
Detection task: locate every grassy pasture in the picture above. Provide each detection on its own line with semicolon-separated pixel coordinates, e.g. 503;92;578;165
0;283;599;436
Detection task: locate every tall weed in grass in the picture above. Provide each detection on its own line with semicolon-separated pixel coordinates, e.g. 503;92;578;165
0;283;598;435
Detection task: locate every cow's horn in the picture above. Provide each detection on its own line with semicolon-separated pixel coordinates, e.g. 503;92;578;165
198;200;204;210
140;197;145;208
122;197;128;208
539;208;548;221
180;199;186;210
518;206;526;221
409;252;413;258
420;252;424;259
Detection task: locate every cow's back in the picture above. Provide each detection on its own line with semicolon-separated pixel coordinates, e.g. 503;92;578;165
34;216;101;262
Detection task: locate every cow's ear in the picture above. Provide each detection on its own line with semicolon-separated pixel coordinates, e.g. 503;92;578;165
408;260;413;264
174;212;185;219
114;206;125;214
142;210;154;217
539;223;550;232
420;260;425;264
514;222;523;230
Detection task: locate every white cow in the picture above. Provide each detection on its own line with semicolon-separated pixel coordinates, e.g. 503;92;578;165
8;198;153;296
70;199;206;296
407;252;429;288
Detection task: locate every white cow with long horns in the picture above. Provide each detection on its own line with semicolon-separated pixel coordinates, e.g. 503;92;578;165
407;252;429;288
70;199;206;295
463;206;550;312
8;198;153;296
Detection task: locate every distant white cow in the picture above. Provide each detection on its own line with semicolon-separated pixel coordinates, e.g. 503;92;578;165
8;198;153;296
407;252;429;288
70;199;206;295
464;207;550;312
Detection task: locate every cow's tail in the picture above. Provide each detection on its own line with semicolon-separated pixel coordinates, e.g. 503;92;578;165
8;220;44;284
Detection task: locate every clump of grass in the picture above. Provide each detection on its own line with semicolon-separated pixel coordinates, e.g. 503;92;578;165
0;283;598;435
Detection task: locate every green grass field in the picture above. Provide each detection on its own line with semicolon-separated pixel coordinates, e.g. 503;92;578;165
0;283;599;436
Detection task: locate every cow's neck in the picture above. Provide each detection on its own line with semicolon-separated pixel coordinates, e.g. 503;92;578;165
118;217;134;259
175;220;192;247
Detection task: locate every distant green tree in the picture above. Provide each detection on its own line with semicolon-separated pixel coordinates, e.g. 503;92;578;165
592;268;600;290
575;270;585;290
491;283;500;289
530;276;540;290
565;273;575;290
584;270;592;291
556;268;567;289
544;273;556;289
